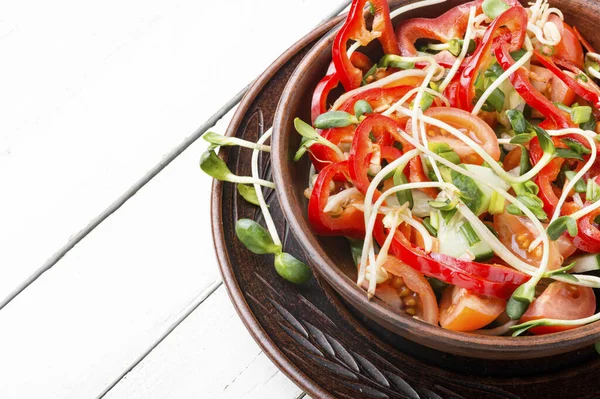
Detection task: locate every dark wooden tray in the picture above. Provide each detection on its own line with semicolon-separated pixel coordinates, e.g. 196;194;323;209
211;13;600;399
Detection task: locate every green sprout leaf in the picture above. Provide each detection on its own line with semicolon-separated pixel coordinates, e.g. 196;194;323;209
547;216;578;240
354;100;373;119
564;170;587;193
294;118;320;140
423;217;438;237
532;125;555;155
506;109;528;134
561;137;591;156
235;219;280;255
274;252;312;284
200;150;234;181
556;148;585;161
506;296;530;320
507;283;534;320
510;133;536;145
571;106;593;124
482;0;510;19
506;194;547;220
519;146;532;175
237;184;261;206
393;166;414;208
587;178;600;202
361;64;378;86
314;111;356;129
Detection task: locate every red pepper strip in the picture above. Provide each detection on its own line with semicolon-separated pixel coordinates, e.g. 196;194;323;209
535;51;600;109
574;26;596;53
457;6;527;111
373;221;529;299
529;136;565;215
495;44;573;129
348;115;397;199
380;145;403;163
308;161;366;239
333;0;398;91
311;52;374;123
308;125;355;174
562;202;600;253
396;0;483;68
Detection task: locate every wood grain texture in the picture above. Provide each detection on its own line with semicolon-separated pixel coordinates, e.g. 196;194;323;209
104;287;304;399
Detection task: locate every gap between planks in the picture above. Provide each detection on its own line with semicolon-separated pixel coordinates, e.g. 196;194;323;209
97;278;223;398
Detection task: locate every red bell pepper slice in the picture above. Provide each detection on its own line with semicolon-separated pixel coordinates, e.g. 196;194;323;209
311;52;374;123
348;115;397;199
535;51;600;110
495;44;573;128
308;161;366;239
396;0;483;68
308;125;355;173
529;136;565;215
562;202;600;253
373;220;529;299
457;6;527;111
333;0;399;91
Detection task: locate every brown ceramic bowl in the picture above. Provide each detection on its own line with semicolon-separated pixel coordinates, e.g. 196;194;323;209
272;0;600;360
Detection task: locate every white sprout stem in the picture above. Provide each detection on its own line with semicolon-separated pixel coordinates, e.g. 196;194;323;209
527;22;560;46
232;175;276;189
439;6;476;93
473;320;518;336
589;67;600;80
472;51;533;115
570;199;600;221
346;41;361;58
357;149;420;284
216;136;271;152
549;130;597;222
324;187;362;213
517;310;600;329
390;0;447;20
358;181;454;286
399;130;600;288
527;129;598;250
251;128;281;247
369;211;402;297
331;69;429;110
382;86;449;117
398;131;546;276
396;107;552;184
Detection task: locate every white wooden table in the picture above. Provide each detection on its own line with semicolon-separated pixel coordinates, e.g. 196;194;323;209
0;1;348;397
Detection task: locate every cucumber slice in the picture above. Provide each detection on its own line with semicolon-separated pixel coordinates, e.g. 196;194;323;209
437;215;494;262
569;253;600;273
451;164;509;216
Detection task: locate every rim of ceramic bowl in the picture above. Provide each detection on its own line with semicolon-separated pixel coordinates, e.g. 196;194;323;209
271;0;600;359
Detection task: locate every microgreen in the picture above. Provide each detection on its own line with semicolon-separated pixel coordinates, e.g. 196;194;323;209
547;216;578;240
237;184;261;206
378;54;415;70
354;100;373;119
314;110;358;129
200;150;276;188
393;166;414;208
203;132;271;152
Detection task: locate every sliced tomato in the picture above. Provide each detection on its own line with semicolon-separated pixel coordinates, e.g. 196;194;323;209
405;107;500;165
381;255;439;325
529;65;576;106
439;286;506;332
549;15;584;69
503;146;522;171
493;210;564;271
521;282;596;334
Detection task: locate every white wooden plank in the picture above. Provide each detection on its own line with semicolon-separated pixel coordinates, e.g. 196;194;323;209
0;0;344;303
0;128;221;398
104;287;304;399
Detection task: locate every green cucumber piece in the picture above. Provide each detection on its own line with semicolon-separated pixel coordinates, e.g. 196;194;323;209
569;253;600;273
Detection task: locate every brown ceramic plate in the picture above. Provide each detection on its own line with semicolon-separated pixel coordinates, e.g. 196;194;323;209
271;0;600;360
213;6;600;398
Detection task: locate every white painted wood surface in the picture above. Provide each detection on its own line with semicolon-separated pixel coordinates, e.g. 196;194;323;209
0;0;346;397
